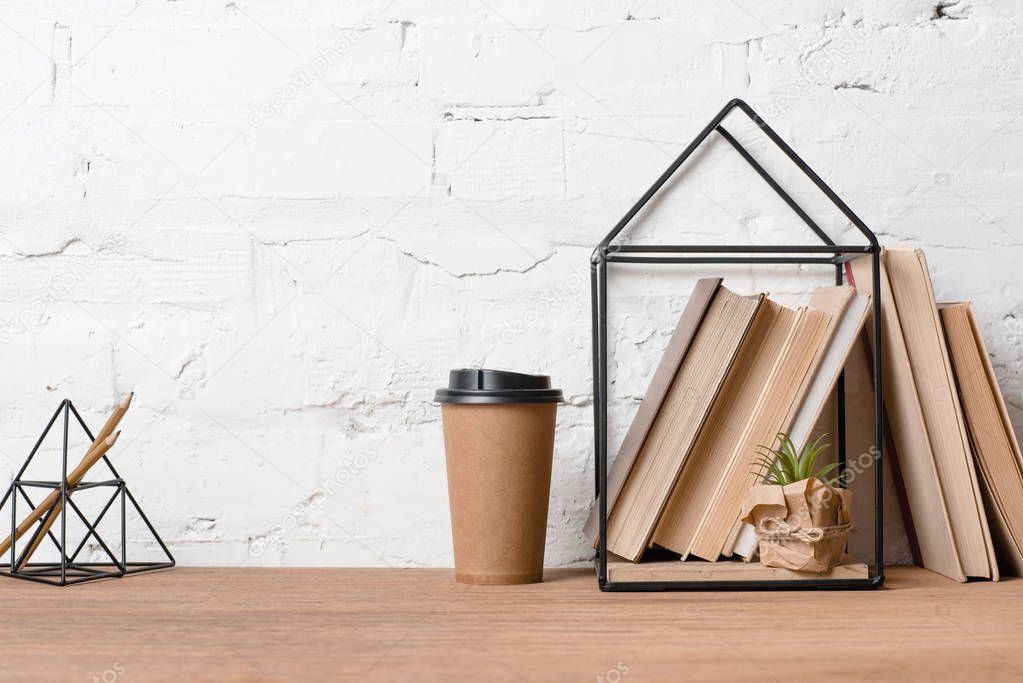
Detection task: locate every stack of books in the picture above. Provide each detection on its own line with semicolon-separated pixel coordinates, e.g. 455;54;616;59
588;246;1023;583
585;277;871;579
850;247;1023;582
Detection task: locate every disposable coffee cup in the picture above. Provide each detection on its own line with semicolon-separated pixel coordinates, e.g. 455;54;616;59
436;369;562;585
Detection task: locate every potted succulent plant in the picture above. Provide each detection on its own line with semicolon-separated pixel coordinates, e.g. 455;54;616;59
740;433;852;573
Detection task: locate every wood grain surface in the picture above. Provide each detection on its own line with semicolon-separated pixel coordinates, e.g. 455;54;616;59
0;567;1020;682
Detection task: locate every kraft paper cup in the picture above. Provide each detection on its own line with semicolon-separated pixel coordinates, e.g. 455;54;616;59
436;369;562;585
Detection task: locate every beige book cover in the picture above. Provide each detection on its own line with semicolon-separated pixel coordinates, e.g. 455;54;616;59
606;286;762;561
729;286;870;559
583;277;721;543
885;247;995;579
686;305;833;561
849;253;966;582
940;302;1023;576
840;331;917;567
651;299;795;555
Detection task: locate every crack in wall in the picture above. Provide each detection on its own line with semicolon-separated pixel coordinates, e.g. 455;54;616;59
933;0;970;20
377;235;556;277
264;230;371;247
442;111;557;122
834;81;879;92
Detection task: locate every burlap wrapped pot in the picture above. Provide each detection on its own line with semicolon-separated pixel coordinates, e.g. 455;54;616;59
740;477;851;573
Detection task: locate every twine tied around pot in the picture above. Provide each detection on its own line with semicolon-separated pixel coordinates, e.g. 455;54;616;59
755;517;852;544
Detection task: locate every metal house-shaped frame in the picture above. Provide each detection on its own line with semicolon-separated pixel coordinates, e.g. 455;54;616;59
590;99;884;591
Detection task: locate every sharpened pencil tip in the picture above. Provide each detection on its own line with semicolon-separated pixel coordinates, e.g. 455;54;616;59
120;392;134;409
107;431;120;446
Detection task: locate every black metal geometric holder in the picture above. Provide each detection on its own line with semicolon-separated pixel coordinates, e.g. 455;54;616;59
0;399;174;586
591;98;884;591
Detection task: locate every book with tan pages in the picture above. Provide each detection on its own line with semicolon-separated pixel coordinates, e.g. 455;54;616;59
605;286;763;561
841;330;920;567
583;277;722;543
684;303;834;561
940;302;1023;576
728;286;871;559
849;253;966;581
884;247;996;580
651;299;798;556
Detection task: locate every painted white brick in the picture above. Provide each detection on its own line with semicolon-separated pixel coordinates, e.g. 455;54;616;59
72;27;300;106
73;23;418;107
201;117;432;198
0;22;54;107
1;1;1022;569
435;117;565;200
420;21;556;106
0;113;85;205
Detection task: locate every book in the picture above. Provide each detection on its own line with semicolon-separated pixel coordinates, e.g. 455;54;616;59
940;302;1023;576
842;330;921;567
604;285;763;561
583;277;721;543
684;304;834;561
780;288;869;465
729;286;871;559
651;299;797;556
884;248;995;580
849;253;966;581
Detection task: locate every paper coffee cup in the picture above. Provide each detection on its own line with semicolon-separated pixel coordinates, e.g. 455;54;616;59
436;369;562;585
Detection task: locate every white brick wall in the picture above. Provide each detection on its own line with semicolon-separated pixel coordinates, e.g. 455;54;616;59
0;0;1018;567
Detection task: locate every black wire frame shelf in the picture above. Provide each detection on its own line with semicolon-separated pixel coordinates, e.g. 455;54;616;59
590;98;884;591
0;399;175;586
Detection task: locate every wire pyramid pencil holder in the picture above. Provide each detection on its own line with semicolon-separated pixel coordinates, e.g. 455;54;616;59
0;399;175;586
591;98;884;591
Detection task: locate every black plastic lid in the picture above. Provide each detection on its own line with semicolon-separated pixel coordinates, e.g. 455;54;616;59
435;368;563;404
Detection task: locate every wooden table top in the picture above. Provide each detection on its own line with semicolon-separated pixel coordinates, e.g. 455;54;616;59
0;566;1020;682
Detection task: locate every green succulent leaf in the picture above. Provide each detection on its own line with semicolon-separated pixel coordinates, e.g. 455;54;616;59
813;461;842;480
753;432;838;486
772;434;797;483
798;433;830;480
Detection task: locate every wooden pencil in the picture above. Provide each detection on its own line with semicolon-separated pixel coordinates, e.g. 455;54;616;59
0;393;132;557
16;431;121;568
